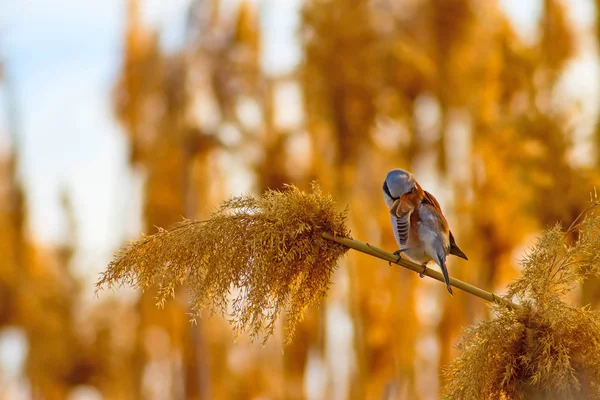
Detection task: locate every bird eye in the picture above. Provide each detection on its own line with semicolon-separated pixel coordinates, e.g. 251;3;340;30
408;187;414;194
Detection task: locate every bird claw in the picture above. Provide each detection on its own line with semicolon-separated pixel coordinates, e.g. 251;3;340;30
389;249;405;266
419;264;428;278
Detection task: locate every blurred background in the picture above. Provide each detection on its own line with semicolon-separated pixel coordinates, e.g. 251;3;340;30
1;0;600;399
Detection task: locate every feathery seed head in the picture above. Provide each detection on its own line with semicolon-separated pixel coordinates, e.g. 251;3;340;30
444;204;600;399
96;183;350;345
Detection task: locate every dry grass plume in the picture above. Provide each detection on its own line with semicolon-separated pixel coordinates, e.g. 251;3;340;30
444;202;600;399
96;184;350;345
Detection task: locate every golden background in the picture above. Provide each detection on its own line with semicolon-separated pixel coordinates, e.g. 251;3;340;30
1;0;600;398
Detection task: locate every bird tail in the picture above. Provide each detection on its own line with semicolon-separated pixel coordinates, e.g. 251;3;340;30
435;252;453;296
449;232;468;260
449;244;468;260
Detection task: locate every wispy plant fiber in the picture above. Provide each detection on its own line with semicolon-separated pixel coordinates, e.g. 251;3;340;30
444;204;600;399
96;184;350;345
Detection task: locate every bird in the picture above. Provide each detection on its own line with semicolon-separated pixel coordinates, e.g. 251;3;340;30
382;169;467;295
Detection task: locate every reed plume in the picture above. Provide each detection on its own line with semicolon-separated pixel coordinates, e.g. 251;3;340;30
96;184;349;344
443;202;600;399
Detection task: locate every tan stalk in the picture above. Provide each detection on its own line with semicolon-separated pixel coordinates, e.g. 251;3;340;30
321;232;521;310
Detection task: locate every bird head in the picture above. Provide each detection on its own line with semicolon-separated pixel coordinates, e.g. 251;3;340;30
382;169;417;207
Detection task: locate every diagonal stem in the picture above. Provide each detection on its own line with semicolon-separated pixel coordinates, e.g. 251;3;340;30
321;233;520;310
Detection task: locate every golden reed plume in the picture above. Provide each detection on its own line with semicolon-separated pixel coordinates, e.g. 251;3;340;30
96;184;350;344
98;184;600;398
444;204;600;399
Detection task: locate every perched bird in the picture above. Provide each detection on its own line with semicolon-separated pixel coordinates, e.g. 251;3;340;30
382;169;467;295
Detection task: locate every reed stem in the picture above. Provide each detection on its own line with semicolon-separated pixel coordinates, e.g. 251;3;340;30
321;233;520;310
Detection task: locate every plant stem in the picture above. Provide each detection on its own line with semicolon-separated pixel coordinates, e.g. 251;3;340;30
321;233;521;310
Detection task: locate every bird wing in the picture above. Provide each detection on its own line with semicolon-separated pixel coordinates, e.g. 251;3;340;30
414;203;453;295
420;192;449;233
422;190;444;214
423;191;468;260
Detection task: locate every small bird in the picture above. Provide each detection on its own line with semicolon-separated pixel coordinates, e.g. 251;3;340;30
382;169;467;295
